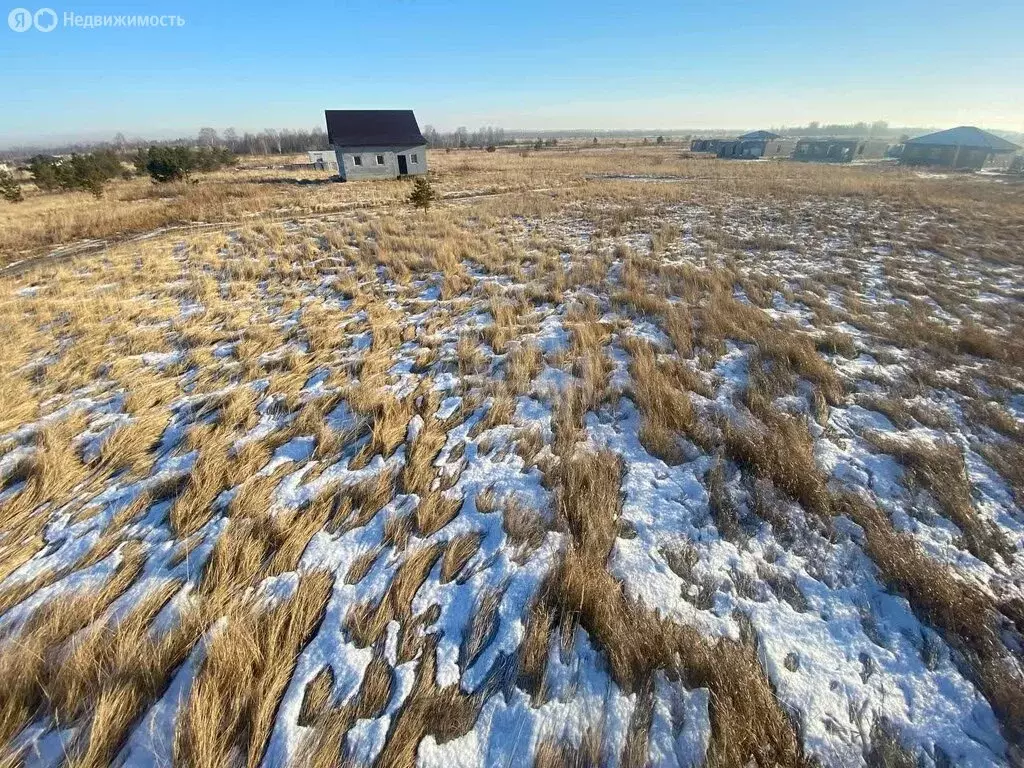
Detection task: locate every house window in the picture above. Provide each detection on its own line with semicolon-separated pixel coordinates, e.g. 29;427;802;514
352;155;362;166
376;154;385;165
411;153;418;164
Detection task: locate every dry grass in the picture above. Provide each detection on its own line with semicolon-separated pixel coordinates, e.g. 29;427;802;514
300;648;394;765
0;542;149;748
835;493;995;651
627;339;709;463
413;490;463;537
977;440;1024;506
371;635;480;768
0;413;91;573
175;569;333;768
506;341;544;394
501;495;548;561
721;407;832;525
531;449;805;767
348;394;413;470
835;492;1024;746
707;451;742;541
441;530;482;583
400;397;447;496
864;431;1013;565
169;425;235;537
344;542;444;649
459;583;505;671
2;147;1023;765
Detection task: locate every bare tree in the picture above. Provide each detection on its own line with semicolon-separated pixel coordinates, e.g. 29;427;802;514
198;127;220;148
263;129;282;153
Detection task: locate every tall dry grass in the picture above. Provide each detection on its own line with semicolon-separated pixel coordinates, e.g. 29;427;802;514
1;145;1022;766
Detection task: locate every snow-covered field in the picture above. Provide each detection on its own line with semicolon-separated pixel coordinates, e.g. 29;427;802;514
1;161;1022;767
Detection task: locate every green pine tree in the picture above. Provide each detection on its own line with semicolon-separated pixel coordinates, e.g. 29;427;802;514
408;176;437;210
0;168;23;203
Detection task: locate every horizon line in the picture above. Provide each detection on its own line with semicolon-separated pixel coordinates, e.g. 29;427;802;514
3;121;1022;154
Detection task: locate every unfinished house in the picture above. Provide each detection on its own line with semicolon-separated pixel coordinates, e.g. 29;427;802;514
900;126;1020;170
690;138;730;154
793;138;889;163
307;150;338;171
718;131;796;159
324;109;428;181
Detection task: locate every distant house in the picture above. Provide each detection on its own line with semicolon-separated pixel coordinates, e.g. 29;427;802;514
900;126;1020;171
307;150;338;171
325;109;427;181
692;131;794;159
793;138;889;163
719;131;796;160
690;138;729;154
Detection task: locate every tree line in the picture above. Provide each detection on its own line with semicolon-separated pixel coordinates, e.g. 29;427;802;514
0;128;330;163
6;122;1023;163
202;125;523;152
1;145;237;202
2;125;523;161
771;121;908;139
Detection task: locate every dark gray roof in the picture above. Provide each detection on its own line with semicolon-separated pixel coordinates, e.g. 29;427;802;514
324;110;426;148
905;126;1019;152
739;130;782;140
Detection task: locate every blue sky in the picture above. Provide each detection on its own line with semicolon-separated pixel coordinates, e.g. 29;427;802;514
2;0;1023;146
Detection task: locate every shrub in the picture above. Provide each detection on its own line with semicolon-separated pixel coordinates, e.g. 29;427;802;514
0;168;22;203
142;145;237;183
28;155;60;191
144;146;190;183
408;176;437;210
132;148;148;175
485;145;497;153
29;150;125;197
194;146;237;172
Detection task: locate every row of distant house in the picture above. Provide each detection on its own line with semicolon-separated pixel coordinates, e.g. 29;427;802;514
690;126;1021;171
301;111;1022;182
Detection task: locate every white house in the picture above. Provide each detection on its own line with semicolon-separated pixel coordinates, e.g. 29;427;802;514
324;109;428;181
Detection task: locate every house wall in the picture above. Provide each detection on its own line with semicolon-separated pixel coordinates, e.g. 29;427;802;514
716;140;744;158
334;145;427;181
794;139;872;163
985;152;1021;172
763;138;797;159
901;144;991;170
717;139;762;158
715;138;796;160
307;150;338;170
854;140;890;161
307;150;339;170
956;149;992;170
690;139;727;153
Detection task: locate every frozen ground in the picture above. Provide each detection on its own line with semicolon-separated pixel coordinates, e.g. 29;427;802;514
1;181;1022;767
